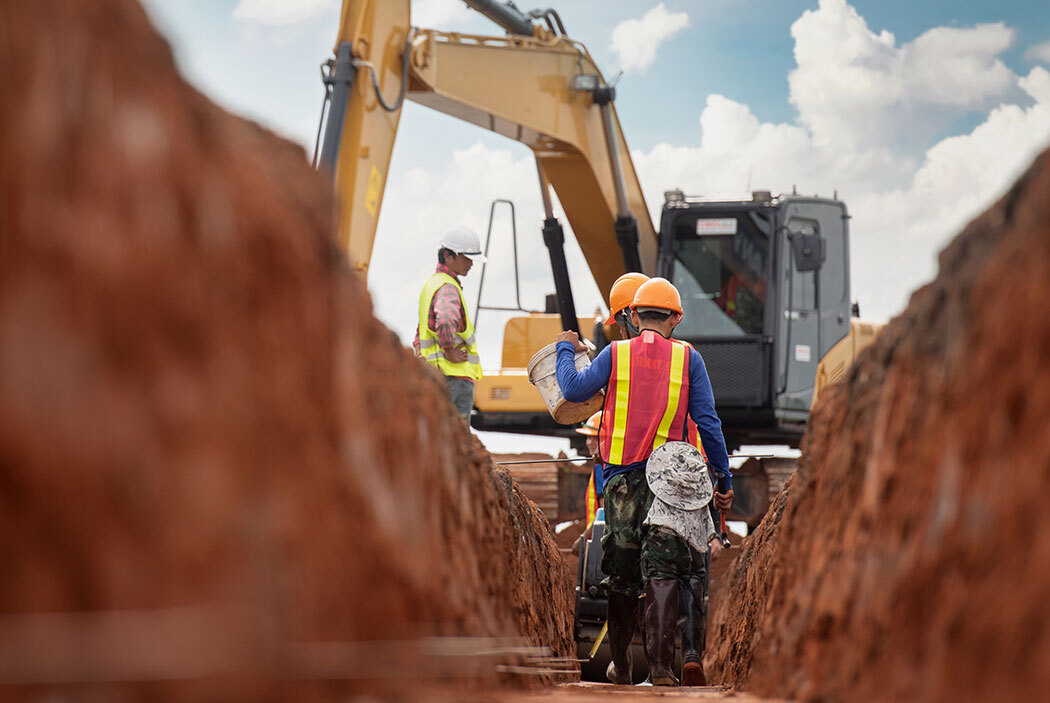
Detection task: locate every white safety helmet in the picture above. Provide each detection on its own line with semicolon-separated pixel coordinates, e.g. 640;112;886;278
438;225;488;262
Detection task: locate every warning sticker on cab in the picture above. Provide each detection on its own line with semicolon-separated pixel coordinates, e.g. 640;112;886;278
696;218;737;236
365;165;382;216
794;344;812;363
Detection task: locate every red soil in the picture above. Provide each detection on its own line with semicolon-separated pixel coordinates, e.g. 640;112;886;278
0;1;573;698
706;149;1050;702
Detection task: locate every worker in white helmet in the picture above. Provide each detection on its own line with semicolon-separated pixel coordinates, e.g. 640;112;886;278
414;226;487;419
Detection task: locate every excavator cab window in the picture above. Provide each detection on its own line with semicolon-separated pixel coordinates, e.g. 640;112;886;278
667;210;772;338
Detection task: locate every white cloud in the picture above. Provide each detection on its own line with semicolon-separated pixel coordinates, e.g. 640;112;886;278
632;65;1050;323
905;23;1015;106
412;0;473;28
789;0;1017;149
632;94;905;218
1020;65;1050;103
1026;40;1050;65
232;0;336;25
610;3;689;73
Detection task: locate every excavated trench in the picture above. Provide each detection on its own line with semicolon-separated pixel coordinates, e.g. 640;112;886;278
4;2;1049;702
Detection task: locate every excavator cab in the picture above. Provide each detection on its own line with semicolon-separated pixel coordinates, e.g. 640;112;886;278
656;192;852;449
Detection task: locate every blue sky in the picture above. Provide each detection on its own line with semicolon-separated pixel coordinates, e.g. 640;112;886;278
141;0;1050;452
621;0;1050;142
142;0;1050;152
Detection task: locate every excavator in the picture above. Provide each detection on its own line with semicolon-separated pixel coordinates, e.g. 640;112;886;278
314;0;879;521
315;0;881;680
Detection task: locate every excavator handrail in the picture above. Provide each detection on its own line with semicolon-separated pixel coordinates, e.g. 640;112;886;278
474;198;542;326
410;27;593;57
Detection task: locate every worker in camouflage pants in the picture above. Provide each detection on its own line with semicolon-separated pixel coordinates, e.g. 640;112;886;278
555;279;732;687
597;271;716;687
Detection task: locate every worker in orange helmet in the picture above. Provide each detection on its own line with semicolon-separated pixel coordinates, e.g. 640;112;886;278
605;272;716;686
554;278;732;687
605;272;650;339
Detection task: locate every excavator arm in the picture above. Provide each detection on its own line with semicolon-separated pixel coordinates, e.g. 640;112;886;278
319;0;412;274
319;0;657;310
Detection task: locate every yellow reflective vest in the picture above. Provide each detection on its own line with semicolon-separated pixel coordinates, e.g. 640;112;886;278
417;272;482;380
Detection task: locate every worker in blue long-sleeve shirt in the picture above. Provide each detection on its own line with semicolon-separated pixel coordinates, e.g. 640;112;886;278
554;278;732;687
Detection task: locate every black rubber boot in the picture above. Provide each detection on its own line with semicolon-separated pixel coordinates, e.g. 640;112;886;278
644;579;680;686
679;549;709;685
605;591;638;685
639;607;652;685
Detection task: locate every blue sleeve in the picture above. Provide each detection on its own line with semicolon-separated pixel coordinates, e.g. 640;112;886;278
594;463;605;496
555;342;611;402
687;347;732;491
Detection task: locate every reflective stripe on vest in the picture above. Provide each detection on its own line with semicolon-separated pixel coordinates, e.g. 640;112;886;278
607;340;632;465
677;339;704;454
599;332;691;466
653;343;686;448
585;472;598;527
417;272;482;380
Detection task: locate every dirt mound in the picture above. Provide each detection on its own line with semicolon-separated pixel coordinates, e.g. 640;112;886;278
0;0;573;697
706;148;1050;702
491;453;562;519
490;453;592;523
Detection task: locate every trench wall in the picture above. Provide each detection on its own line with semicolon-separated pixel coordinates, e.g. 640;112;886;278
0;1;573;698
706;148;1050;703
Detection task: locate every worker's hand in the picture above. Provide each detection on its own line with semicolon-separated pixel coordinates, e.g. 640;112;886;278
709;538;723;557
571;538;581;556
713;489;734;512
442;345;468;364
555;330;588;353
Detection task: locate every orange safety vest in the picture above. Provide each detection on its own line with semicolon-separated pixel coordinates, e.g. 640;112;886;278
585;471;598;527
599;331;691;466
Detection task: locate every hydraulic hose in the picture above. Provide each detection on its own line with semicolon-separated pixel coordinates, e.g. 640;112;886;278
354;30;415;113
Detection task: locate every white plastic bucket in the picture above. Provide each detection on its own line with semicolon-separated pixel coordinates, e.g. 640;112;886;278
527;342;604;425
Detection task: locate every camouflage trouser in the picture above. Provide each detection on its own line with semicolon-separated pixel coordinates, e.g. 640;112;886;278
602;470;694;596
601;470;652;596
641;525;691;582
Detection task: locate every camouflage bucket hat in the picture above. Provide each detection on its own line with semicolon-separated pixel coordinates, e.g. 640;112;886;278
645;442;713;510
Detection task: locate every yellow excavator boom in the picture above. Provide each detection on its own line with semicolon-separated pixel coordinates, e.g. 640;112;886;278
326;0;411;275
324;0;656;299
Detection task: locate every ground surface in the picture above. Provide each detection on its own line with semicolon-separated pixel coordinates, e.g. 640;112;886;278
513;683;784;701
411;683;789;702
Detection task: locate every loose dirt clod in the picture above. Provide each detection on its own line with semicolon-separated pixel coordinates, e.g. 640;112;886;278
706;148;1050;703
0;1;573;698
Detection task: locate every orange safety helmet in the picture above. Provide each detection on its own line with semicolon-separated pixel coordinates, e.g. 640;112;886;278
630;277;683;315
574;411;602;436
604;272;650;325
